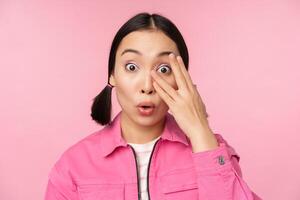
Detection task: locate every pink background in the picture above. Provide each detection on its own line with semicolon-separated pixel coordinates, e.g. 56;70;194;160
1;0;299;199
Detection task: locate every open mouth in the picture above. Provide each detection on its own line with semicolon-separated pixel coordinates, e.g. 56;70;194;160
137;105;155;116
140;106;153;109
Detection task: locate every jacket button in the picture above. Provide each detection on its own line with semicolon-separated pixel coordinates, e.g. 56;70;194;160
218;155;225;165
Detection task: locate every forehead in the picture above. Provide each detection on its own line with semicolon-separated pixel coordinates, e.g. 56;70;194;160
116;30;179;58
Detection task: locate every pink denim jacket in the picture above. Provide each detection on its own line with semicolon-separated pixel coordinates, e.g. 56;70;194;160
44;111;262;200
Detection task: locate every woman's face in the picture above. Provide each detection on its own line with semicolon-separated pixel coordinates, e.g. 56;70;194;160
109;30;180;126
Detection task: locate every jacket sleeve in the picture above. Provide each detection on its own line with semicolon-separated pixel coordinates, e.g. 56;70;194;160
190;133;263;200
44;156;79;200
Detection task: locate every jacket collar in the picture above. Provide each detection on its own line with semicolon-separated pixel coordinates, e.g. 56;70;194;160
99;111;190;157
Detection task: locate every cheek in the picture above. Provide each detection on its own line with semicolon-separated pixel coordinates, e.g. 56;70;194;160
116;81;134;97
114;77;136;104
114;71;133;90
155;75;177;90
173;81;179;90
165;75;178;90
115;86;134;111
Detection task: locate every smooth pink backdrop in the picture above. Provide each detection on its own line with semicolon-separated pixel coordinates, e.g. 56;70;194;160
1;1;299;199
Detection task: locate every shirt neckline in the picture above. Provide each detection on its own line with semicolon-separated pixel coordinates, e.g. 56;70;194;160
127;135;161;146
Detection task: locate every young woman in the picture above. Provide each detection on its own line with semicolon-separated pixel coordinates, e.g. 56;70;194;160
45;12;262;200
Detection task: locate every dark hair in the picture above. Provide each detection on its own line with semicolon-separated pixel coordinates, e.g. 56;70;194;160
91;12;189;126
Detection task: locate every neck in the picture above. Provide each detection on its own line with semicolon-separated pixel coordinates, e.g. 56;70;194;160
120;111;165;144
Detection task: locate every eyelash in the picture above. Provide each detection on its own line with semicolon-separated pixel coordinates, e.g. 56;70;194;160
124;62;172;74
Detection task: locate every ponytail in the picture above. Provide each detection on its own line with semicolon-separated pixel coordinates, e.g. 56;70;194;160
90;83;114;126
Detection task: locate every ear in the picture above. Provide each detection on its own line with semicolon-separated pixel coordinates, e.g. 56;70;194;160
109;75;116;87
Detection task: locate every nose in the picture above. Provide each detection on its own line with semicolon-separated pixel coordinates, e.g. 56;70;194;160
140;72;155;95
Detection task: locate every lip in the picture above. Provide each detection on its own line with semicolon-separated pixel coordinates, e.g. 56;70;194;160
137;106;155;116
136;101;156;116
137;101;156;108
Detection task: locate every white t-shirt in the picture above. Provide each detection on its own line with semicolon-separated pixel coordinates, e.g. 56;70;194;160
128;135;161;200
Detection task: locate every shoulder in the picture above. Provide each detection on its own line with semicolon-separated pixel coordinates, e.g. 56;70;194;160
47;128;107;192
51;127;107;170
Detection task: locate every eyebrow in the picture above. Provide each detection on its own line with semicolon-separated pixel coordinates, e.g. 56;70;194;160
121;48;174;57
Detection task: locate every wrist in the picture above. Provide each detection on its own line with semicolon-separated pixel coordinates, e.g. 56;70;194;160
188;128;219;153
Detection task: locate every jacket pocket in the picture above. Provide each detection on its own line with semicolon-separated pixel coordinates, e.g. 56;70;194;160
160;167;199;200
77;182;124;200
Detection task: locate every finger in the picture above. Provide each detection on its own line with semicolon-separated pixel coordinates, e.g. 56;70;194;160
176;55;196;93
153;80;174;107
169;53;188;91
151;70;178;100
203;104;209;118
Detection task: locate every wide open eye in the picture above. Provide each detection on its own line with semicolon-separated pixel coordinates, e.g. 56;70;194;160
125;63;138;72
124;63;172;74
157;64;172;74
